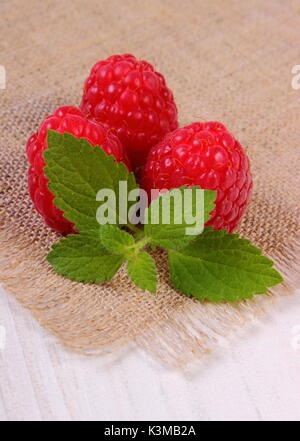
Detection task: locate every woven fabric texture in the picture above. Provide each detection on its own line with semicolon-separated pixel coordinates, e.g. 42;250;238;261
0;0;299;367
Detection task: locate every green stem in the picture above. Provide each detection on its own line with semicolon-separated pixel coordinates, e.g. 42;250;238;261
135;235;149;251
127;221;142;234
124;233;150;259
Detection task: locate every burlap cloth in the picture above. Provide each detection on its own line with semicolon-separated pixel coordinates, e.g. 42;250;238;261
0;0;299;367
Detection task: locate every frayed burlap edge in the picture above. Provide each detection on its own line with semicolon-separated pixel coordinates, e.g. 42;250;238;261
1;217;298;368
1;0;300;368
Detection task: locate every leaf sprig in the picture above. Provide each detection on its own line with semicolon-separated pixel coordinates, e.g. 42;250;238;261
45;131;283;302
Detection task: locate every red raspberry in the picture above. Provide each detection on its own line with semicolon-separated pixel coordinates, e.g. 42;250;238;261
26;106;130;233
80;54;178;170
141;122;253;232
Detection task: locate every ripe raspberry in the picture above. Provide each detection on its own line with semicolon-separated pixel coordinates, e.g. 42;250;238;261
80;54;179;169
141;122;253;232
26;106;130;233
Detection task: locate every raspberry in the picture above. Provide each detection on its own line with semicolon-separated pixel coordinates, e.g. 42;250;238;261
141;122;253;232
80;54;179;170
26;106;130;233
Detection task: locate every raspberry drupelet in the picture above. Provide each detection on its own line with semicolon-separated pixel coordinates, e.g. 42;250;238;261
80;54;179;170
141;121;253;232
26;106;130;233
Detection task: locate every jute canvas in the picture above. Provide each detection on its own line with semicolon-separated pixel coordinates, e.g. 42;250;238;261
0;0;299;367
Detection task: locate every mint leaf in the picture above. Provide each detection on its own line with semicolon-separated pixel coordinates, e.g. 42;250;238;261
144;186;216;249
127;252;158;293
44;130;138;232
47;231;124;283
44;131;282;303
100;224;135;256
168;228;283;302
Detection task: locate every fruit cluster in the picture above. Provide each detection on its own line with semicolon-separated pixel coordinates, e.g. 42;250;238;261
26;54;252;233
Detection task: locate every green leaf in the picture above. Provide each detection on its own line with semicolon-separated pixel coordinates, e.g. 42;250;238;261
144;186;216;249
100;224;135;256
47;231;124;283
127;252;158;293
168;228;283;302
44;130;282;304
43;130;138;232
